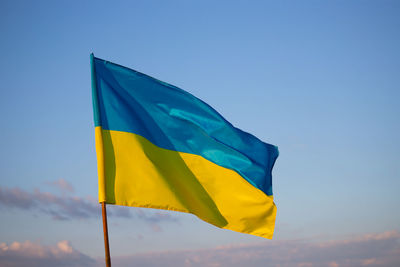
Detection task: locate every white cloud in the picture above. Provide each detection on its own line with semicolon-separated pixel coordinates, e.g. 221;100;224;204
0;240;97;267
1;231;399;267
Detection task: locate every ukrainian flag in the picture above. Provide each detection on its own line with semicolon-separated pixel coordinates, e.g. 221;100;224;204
91;54;279;238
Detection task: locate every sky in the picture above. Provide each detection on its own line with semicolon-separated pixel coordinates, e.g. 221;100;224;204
0;0;399;266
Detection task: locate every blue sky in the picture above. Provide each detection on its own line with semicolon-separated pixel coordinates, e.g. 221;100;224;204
1;1;399;266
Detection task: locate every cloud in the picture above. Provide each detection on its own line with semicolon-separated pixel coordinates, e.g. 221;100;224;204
1;231;399;267
0;240;97;267
111;231;400;267
0;185;178;230
45;178;74;193
0;186;99;220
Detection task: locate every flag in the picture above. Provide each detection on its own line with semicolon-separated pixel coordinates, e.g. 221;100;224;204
90;54;279;238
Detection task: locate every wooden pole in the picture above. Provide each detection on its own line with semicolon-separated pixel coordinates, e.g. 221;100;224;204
102;202;111;267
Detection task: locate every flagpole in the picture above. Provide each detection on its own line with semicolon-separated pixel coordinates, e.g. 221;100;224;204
102;202;111;267
91;53;111;266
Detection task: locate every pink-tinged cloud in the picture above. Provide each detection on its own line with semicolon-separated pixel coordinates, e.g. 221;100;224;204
0;240;96;267
1;231;399;267
0;185;177;230
46;178;75;193
111;231;400;267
